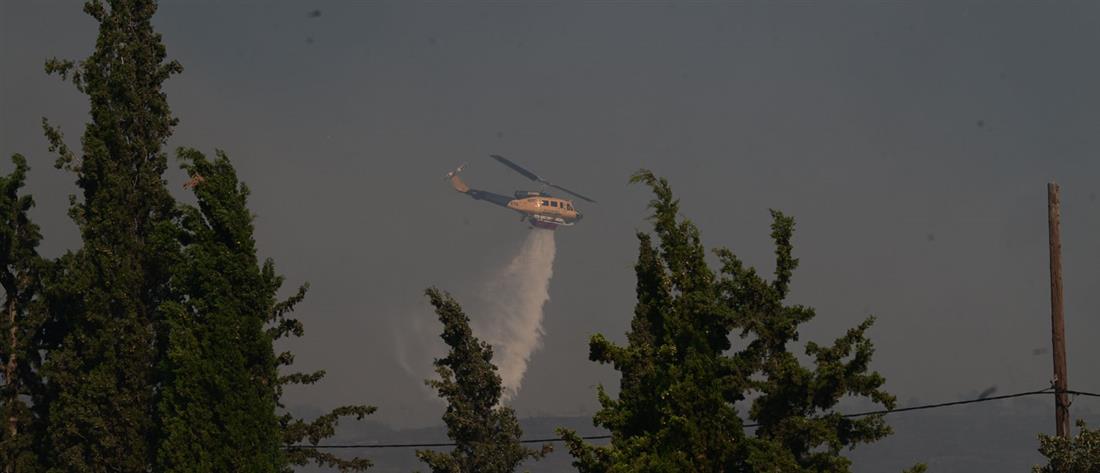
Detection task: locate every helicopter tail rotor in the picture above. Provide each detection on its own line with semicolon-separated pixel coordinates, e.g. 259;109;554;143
444;162;467;180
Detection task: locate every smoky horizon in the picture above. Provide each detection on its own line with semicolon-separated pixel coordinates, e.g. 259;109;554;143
2;2;1098;472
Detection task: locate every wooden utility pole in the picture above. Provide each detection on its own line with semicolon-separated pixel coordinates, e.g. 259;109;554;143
1047;181;1070;438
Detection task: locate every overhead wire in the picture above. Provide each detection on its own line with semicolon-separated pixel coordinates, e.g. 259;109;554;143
834;387;1054;418
1067;389;1100;398
288;387;1100;449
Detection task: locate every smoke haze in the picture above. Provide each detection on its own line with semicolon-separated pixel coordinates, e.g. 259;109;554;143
5;4;1100;469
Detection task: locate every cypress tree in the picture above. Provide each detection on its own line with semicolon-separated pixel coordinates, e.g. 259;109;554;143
560;170;748;473
417;288;547;473
0;154;46;473
718;210;896;472
158;148;375;472
157;148;376;473
33;2;375;469
38;1;181;470
156;148;283;472
560;170;900;472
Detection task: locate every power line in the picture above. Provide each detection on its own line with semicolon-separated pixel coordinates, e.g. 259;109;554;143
289;388;1100;450
835;388;1054;418
1067;389;1100;398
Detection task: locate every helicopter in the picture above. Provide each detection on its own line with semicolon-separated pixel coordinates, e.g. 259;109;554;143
446;154;596;230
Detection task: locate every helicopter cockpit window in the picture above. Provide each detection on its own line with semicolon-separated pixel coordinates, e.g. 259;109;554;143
566;204;573;210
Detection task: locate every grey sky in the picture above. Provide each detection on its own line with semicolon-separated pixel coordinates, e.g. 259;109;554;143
2;0;1098;461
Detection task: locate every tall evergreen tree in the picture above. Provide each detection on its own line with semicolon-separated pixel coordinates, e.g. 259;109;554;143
156;148;284;472
159;148;376;472
0;154;46;473
560;171;749;473
417;288;547;473
718;210;895;472
37;1;181;470
33;2;375;470
560;170;901;473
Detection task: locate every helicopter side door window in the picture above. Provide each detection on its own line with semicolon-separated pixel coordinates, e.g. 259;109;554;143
550;201;558;208
540;200;550;207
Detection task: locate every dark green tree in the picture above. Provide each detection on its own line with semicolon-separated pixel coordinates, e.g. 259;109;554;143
722;210;895;472
1033;420;1100;473
416;288;547;473
0;155;46;473
560;170;901;473
37;1;181;470
156;148;284;472
33;2;375;470
158;148;376;473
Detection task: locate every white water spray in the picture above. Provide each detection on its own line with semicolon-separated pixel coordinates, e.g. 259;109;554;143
393;229;557;404
474;229;556;401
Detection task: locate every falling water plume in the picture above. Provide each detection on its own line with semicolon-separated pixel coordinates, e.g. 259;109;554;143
476;229;556;402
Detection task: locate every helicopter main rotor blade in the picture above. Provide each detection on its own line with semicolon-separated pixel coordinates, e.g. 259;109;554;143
489;154;598;203
489;154;540;182
548;183;597;203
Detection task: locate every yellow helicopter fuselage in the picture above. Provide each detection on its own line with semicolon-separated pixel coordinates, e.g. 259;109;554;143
449;173;582;229
507;196;580;219
507;195;581;228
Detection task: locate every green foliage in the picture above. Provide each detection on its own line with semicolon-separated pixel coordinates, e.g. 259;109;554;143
560;171;747;473
417;288;548;473
32;1;376;470
1033;420;1100;473
0;155;46;473
281;404;376;472
162;149;377;472
37;1;182;470
560;170;897;473
156;148;284;472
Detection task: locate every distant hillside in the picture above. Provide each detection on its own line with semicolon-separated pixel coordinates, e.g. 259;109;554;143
849;396;1096;472
294;415;607;473
296;397;1097;472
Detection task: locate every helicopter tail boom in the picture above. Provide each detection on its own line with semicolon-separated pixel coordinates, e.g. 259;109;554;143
445;163;513;208
449;173;470;194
